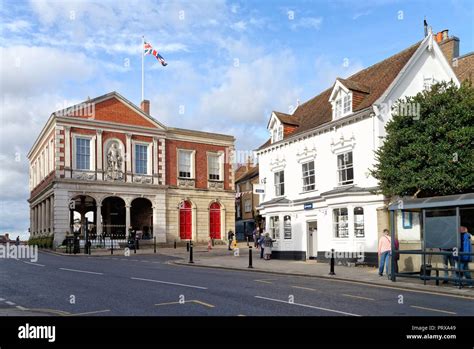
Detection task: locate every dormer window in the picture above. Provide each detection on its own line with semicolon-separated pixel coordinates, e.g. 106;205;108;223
329;80;355;120
270;124;284;143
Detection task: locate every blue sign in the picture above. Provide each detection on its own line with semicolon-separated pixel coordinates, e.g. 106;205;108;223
304;203;313;210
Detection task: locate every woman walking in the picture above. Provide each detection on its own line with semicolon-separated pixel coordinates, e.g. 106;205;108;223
263;233;273;260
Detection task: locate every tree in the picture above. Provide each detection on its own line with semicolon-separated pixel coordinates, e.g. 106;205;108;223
371;81;474;198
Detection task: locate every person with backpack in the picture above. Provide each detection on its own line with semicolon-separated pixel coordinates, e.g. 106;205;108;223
454;226;473;288
378;229;391;276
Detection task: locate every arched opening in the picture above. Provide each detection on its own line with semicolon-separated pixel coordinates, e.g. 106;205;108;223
70;195;97;238
101;196;126;238
179;200;192;240
131;198;153;240
209;202;221;239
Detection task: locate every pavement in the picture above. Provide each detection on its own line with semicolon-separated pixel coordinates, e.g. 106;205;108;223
1;246;473;316
46;243;474;299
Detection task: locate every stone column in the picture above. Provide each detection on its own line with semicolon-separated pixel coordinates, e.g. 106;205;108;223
158;138;166;185
34;205;38;235
125;203;131;238
64;126;71;178
45;198;50;233
96;203;102;235
126;133;132;182
96;129;103;180
50;196;54;234
39;202;43;234
153;137;159;185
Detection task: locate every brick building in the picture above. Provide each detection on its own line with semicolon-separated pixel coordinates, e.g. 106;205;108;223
28;92;235;246
234;162;260;240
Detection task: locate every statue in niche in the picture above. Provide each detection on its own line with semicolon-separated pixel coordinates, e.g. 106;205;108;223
106;142;124;181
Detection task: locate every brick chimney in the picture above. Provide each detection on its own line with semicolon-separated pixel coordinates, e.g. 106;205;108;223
140;100;150;114
436;29;460;63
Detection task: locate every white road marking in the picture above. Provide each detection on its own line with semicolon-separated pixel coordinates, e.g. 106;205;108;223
410;305;457;315
59;268;104;275
6;301;16;306
67;309;111;316
254;296;361;317
16;306;27;311
23;261;45;267
131;277;208;290
341;294;375;301
0;298;5;301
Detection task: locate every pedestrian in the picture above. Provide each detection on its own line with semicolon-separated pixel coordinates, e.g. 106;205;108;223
254;227;260;249
227;230;235;250
378;229;391;276
263;233;274;260
15;236;20;246
259;233;265;259
441;247;455;284
454;226;473;288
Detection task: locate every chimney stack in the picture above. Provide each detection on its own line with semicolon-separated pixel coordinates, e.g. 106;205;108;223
435;29;460;63
140;100;150;114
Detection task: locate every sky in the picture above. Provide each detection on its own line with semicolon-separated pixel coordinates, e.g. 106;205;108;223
1;0;473;239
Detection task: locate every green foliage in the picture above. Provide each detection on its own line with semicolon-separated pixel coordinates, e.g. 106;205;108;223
28;236;54;249
371;81;474;198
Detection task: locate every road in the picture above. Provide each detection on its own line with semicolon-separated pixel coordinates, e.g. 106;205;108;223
1;251;473;316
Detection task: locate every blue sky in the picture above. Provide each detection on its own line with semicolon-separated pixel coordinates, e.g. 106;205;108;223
1;0;473;238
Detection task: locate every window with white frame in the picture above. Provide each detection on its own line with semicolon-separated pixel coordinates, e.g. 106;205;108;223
270;216;280;239
335;98;342;118
208;153;222;180
178;150;193;178
354;207;365;238
76;138;91;170
277;126;283;141
244;199;252;213
343;94;352;114
333;208;349;238
337;151;354;185
274;170;285;196
135;144;148;174
302;161;315;191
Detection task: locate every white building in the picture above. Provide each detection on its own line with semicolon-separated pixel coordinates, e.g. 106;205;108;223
256;31;462;264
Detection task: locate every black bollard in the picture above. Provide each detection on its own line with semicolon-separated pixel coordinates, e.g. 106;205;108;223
329;249;336;275
186;242;189;252
248;245;253;268
111;235;114;255
174;240;177;249
189;241;194;263
134;237;137;254
154;237;156;253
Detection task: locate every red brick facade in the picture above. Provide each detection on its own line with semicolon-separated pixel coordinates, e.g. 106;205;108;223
166;139;231;190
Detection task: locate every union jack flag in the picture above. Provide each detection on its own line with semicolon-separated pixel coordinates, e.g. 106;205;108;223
144;41;168;66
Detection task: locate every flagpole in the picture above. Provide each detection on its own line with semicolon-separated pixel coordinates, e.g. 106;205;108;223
141;35;145;102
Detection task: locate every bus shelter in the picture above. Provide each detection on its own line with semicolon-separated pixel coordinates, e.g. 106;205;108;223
388;193;474;288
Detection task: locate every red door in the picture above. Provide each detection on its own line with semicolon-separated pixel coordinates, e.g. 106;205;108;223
209;202;221;239
179;201;192;240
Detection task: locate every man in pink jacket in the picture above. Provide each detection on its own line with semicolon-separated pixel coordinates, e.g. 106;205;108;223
378;229;392;276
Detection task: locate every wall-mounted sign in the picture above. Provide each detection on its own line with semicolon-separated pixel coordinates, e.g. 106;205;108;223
253;184;265;194
304;203;313;210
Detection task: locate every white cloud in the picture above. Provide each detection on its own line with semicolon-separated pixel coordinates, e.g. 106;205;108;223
4;20;32;33
291;16;323;30
231;20;247;32
0;46;96;96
